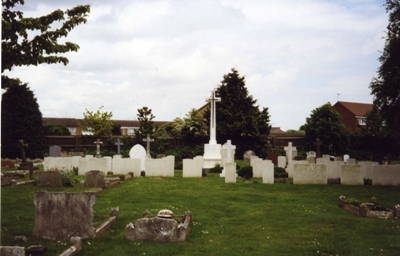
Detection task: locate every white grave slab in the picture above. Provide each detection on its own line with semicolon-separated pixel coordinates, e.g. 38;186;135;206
372;165;400;186
286;160;307;178
78;158;108;175
183;156;203;177
43;157;72;171
358;161;379;179
326;161;343;179
130;144;146;171
220;140;236;177
292;163;327;184
251;157;263;178
145;156;175;177
224;162;237;183
262;160;274;184
278;156;286;168
112;155;141;176
341;164;363;185
104;156;112;172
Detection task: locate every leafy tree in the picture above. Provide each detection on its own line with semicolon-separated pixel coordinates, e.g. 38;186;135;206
205;68;271;156
302;102;349;156
81;106;114;137
369;0;400;135
181;108;207;144
1;83;44;158
136;106;156;141
2;0;90;89
155;117;183;138
43;122;71;136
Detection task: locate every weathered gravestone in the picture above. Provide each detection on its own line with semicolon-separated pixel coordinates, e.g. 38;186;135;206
33;191;96;240
220;140;236;177
243;150;256;163
84;170;105;188
36;170;63;187
129;144;147;171
0;246;25;256
49;145;61;157
114;139;124;155
94;139;103;158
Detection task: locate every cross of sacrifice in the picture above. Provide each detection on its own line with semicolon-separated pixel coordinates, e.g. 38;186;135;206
114;139;124;155
18;140;28;162
206;89;221;144
143;134;154;158
94;138;103;158
313;138;323;157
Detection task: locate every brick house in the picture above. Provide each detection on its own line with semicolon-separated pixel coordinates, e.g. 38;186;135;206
332;101;373;133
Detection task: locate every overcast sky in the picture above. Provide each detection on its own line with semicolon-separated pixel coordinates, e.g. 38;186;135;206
4;0;388;131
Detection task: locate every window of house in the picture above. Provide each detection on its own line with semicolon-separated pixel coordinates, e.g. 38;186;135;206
127;128;135;135
68;127;77;135
356;116;367;126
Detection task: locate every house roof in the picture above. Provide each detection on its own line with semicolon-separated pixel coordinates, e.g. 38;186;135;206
334;101;373;116
43;118;169;127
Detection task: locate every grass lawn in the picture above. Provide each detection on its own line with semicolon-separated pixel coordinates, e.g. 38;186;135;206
1;170;400;256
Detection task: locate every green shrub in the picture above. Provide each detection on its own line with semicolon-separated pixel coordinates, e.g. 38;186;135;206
175;161;183;170
237;166;253;179
208;164;223;173
274;166;288;178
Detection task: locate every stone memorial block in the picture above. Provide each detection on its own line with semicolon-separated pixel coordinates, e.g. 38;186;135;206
183;156;203;177
33;191;96;240
372;165;400;186
78;157;107;175
292;163;327;184
243;150;256;163
36;171;63;187
126;210;192;242
326;161;343;179
250;155;259;166
84;170;105;188
104;156;112;172
0;246;25;256
145;156;174;177
341;164;363;185
44;157;73;170
49;145;61;157
130;144;146;171
251;157;263;178
359;161;379;179
262;160;274;184
278;156;286;168
307;156;316;164
71;156;81;169
346;158;356;165
225;162;237;183
112;155;141;176
286;160;307;178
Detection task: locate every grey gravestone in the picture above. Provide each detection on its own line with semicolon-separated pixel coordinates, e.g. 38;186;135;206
36;171;63;187
84;170;105;188
243;150;256;163
0;246;25;256
114;139;124;155
49;145;61;157
33;191;96;240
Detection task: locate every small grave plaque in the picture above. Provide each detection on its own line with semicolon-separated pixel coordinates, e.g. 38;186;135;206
49;145;61;157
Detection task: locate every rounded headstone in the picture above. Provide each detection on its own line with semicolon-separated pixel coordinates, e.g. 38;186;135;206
243;150;256;163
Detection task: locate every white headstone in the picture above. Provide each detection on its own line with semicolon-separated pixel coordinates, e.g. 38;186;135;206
129;144;146;171
343;154;349;163
284;142;296;165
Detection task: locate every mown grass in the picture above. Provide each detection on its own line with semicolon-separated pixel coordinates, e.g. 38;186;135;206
1;170;400;256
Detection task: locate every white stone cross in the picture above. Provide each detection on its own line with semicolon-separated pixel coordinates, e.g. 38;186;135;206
206;89;221;144
94;138;103;158
143;134;154;158
284;142;296;164
114;139;124;155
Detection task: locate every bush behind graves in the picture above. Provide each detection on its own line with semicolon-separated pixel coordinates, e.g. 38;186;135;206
208;163;223;173
274;166;288;178
237;165;253;179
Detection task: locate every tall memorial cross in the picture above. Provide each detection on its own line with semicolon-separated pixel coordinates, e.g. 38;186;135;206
206;89;221;144
18;140;28;162
114;139;124;155
313;138;323;157
94;138;103;158
143;134;154;158
284;142;296;164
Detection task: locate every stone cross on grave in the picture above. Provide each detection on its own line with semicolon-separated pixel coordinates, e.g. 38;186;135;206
206;89;221;145
225;140;236;163
284;142;296;165
143;134;154;158
18;140;28;162
266;140;272;153
114;139;124;155
94;138;103;158
313;138;323;157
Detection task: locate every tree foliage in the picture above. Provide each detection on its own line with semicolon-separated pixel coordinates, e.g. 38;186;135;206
205;68;271;156
302;102;349;156
81;106;114;138
2;0;90;89
369;0;400;134
136;106;156;140
1;83;44;158
43;122;71;136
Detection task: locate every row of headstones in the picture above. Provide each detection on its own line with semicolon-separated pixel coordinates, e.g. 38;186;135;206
44;154;175;177
286;158;400;185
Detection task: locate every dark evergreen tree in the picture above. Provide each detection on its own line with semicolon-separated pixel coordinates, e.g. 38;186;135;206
205;68;271;157
302;102;349;156
43;122;71;135
1;83;44;158
369;0;400;135
135;106;156;142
